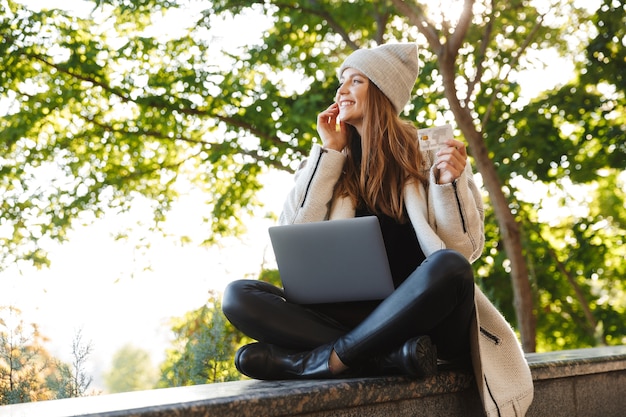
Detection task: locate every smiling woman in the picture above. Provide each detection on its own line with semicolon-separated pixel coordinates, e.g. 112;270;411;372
219;42;535;417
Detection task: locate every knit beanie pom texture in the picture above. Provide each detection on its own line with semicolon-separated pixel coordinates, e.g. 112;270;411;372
338;43;419;114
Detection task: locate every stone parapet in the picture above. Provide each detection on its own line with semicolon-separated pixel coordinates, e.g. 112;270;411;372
1;346;626;417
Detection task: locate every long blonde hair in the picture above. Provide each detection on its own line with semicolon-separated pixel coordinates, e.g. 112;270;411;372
335;83;427;222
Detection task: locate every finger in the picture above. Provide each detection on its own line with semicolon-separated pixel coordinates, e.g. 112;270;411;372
453;141;466;157
437;159;458;173
440;139;466;156
318;112;336;126
437;159;463;182
319;104;339;121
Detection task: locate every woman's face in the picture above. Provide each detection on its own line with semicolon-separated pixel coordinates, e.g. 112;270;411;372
336;68;369;130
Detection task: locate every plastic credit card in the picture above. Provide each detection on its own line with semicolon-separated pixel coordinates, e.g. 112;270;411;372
418;124;453;151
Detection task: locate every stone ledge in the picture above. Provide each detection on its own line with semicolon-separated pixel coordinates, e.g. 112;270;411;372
526;345;626;379
2;346;626;417
0;370;482;417
526;345;626;417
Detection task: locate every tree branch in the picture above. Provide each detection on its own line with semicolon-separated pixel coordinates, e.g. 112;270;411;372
464;0;495;107
27;51;295;172
81;113;293;173
274;1;359;50
448;0;475;53
374;9;391;45
391;0;443;54
480;13;545;130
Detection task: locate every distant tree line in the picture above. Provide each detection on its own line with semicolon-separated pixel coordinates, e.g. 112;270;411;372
0;290;242;404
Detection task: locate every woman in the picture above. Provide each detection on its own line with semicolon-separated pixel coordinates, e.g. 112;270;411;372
222;43;533;417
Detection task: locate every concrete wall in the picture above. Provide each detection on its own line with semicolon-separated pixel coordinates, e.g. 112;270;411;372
1;346;626;417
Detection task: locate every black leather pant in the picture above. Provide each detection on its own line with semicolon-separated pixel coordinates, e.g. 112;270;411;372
222;249;475;366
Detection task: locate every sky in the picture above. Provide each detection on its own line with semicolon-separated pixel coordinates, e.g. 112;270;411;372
2;0;602;394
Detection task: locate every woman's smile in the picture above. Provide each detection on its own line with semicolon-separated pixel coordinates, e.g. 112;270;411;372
336;68;369;130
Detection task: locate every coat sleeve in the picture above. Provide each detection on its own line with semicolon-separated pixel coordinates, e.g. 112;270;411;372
427;159;485;263
278;144;346;225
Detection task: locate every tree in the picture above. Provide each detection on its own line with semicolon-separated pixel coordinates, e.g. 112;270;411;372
158;291;244;386
2;0;625;352
46;328;94;398
497;0;626;349
0;306;54;404
0;0;271;271
103;344;158;393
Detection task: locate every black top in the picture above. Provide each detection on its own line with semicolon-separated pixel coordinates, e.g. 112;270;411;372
355;205;425;288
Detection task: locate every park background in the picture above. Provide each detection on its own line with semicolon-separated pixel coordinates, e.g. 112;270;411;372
1;0;624;400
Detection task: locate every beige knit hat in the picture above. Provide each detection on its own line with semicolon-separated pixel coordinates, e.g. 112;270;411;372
338;43;419;114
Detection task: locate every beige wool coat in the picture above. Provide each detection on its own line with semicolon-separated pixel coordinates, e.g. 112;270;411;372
279;144;534;417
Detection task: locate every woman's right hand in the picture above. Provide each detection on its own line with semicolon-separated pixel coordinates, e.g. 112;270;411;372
317;103;348;152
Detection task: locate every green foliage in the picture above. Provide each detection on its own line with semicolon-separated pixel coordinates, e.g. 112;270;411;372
1;0;270;268
488;0;624;350
103;344;158;393
157;291;246;386
258;267;282;287
525;172;626;351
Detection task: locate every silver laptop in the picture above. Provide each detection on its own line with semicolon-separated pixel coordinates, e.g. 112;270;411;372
268;216;395;304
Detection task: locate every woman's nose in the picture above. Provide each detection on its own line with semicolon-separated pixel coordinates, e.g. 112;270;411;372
337;83;348;96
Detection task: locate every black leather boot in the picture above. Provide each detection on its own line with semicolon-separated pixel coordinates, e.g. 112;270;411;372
235;342;338;380
367;335;438;378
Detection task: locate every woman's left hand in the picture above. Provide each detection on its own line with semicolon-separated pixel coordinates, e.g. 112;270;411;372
435;139;467;184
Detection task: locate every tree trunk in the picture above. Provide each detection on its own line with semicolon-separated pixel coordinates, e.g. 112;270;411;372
438;41;537;353
392;0;537;351
457;112;537;352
